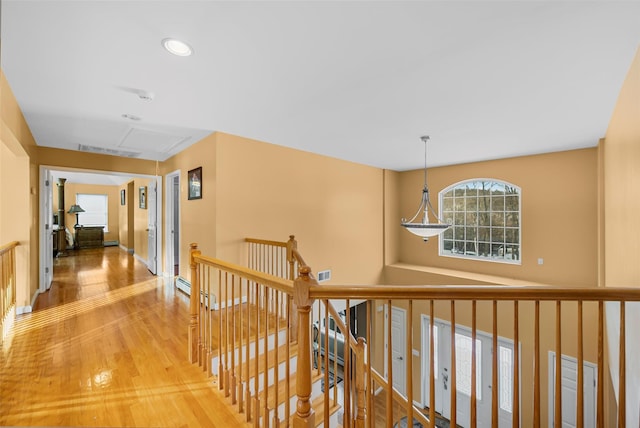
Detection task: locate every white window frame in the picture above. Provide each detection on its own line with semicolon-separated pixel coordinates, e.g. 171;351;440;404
439;178;521;264
76;193;109;232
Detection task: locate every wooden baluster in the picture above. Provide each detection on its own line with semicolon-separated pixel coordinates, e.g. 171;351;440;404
292;266;316;428
239;277;244;412
345;298;351;427
492;300;498;427
225;272;231;398
577;300;583;428
274;290;280;427
597;301;604;427
355;337;366;428
231;275;237;404
333;309;338;407
245;279;252;422
555;301;562;427
287;235;297;280
264;286;270;427
188;243;201;364
207;266;213;376
471;300;477;428
534;301;540;428
450;300;457;428
619;301;626;428
429;300;435;428
324;300;330;428
387;299;394;428
253;283;260;428
407;300;414;428
367;300;373;428
218;270;224;390
285;294;291;428
513;301;519;428
200;264;206;369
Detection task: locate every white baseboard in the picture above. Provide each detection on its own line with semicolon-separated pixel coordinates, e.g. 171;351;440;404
133;253;147;266
119;244;128;252
16;289;40;315
2;305;16;338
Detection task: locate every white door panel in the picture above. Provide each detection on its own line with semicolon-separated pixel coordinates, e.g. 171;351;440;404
147;181;157;274
549;352;597;428
391;307;406;395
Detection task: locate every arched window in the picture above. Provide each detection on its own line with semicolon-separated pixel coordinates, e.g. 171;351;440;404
439;179;520;264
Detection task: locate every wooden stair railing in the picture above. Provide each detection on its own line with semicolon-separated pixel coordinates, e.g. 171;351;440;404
189;236;640;427
1;241;19;346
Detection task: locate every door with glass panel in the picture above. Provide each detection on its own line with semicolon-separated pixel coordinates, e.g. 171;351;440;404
423;317;516;427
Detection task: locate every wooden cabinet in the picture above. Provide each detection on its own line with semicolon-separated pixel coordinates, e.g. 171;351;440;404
74;226;104;249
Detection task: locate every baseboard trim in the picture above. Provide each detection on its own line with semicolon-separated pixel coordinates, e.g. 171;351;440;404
16;290;40;315
133;253;147;266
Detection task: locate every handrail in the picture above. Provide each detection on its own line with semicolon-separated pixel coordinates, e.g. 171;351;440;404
310;284;640;301
194;253;295;296
0;241;19;255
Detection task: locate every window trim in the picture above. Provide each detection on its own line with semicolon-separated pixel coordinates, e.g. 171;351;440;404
438;178;521;265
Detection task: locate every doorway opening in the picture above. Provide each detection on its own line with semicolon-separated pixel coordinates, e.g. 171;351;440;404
165;170;180;277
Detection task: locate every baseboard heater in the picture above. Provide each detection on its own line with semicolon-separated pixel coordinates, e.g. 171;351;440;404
175;276;214;307
103;240;119;247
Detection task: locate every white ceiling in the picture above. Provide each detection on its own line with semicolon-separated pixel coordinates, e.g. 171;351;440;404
2;1;639;172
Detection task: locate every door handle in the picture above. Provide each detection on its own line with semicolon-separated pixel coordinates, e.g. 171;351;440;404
397;356;403;361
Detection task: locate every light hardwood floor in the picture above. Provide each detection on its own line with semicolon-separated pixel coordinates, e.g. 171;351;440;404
0;247;248;427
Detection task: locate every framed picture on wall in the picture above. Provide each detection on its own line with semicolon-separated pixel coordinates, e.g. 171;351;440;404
120;189;126;206
139;186;147;209
188;167;202;200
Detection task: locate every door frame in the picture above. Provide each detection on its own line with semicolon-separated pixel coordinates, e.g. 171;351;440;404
164;169;180;277
38;166;54;293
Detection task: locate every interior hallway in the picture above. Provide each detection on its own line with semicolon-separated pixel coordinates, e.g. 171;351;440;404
0;247;247;427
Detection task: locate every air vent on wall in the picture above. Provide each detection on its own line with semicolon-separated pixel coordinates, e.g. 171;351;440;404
78;144;141;158
317;270;331;282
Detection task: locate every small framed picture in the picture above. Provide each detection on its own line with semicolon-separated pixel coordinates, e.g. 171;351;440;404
120;189;126;206
139;186;147;209
188;167;202;200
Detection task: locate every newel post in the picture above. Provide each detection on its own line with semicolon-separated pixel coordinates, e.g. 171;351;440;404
188;243;201;364
293;266;316;428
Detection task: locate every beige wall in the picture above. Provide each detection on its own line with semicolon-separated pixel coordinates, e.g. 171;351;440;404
392;148;599;287
53;183;121;242
603;47;640;425
1;71;38;307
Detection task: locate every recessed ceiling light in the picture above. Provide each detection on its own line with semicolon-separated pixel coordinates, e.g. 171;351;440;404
162;38;193;57
122;113;141;121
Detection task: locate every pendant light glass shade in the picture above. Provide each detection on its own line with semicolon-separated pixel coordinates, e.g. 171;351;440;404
401;136;451;241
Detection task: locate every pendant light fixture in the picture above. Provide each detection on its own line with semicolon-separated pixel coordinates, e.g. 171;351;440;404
401;136;451;241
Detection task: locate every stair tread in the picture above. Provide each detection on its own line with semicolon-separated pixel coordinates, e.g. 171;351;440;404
222;341;298;382
258;369;323;409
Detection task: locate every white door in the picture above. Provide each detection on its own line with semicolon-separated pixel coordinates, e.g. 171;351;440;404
423;318;515;428
549;353;597;427
147;180;157;274
40;168;54;291
386;306;407;395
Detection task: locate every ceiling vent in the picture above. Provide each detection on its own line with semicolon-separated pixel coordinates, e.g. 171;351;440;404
78;144;141;158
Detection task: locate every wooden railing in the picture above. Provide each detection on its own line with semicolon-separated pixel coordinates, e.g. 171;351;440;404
1;241;19;345
188;236;640;427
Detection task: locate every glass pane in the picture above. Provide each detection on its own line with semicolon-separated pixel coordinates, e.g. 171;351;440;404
477;213;491;228
505;213;519;227
505;195;519;211
454;188;465;197
491;182;505;194
506;245;520;261
455;333;482;398
465;197;477;211
454;198;465;211
443;189;454;198
454;212;465;226
442;197;454;212
454;227;464;240
443;213;454;225
499;345;513;413
465;185;478;197
492;244;504;258
491;228;504;242
491;196;505;211
466;212;478;225
477;227;491;242
465;242;477;255
454;241;465;254
478;242;490;257
491;212;505;227
443;239;454;251
478;195;490;211
443;228;453;240
505;228;519;244
465;226;477;241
